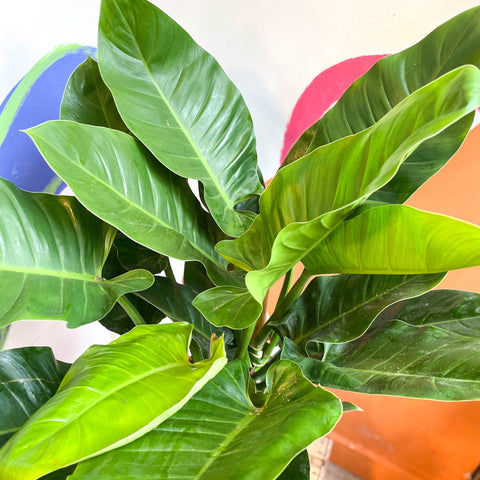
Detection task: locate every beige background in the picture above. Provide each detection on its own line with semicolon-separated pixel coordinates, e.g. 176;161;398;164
2;0;480;361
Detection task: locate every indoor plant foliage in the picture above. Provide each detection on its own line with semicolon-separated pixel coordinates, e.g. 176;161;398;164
2;1;480;478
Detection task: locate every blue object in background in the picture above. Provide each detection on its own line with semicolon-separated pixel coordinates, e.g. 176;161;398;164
0;45;96;192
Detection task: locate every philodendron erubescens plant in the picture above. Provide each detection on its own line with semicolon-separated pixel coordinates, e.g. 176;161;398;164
2;1;480;478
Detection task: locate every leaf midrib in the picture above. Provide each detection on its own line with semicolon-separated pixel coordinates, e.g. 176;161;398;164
1;264;97;282
34;135;221;267
113;7;233;211
322;361;480;384
294;276;436;345
194;406;258;479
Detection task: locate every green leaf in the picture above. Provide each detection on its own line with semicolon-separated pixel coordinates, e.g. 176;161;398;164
284;320;480;401
219;65;480;305
193;286;263;329
98;0;263;236
0;178;153;328
26;121;229;283
113;234;168;275
0;323;227;480
60;57;129;132
303;204;480;274
0;347;68;447
137;276;234;358
69;360;341;480
0;44;94;146
99;293;165;335
283;6;480;202
379;289;480;337
271;273;445;346
276;450;310;480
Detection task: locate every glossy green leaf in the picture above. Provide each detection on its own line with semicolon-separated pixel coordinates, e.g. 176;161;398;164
98;0;263;236
60;57;128;132
26;121;229;283
0;178;153;328
303;204;480;274
219;66;480;306
272;273;445;346
193;286;263;329
0;44;94;147
379;289;480;337
284;319;480;401
277;450;310;480
70;360;341;480
0;347;68;447
0;323;227;480
137;276;234;358
284;6;480;202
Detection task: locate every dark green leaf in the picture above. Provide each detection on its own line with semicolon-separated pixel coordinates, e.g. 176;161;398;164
99;293;165;335
0;348;68;448
38;465;76;480
379;289;480;337
0;179;153;328
98;0;263;236
277;450;310;480
60;57;129;132
283;319;480;401
0;324;226;480
113;234;168;275
284;6;480;202
70;360;341;480
272;273;445;345
183;261;215;294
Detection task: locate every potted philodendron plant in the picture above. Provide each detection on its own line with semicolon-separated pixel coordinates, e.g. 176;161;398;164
1;0;480;478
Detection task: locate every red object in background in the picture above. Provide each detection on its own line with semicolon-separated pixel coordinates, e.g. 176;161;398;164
280;55;385;162
281;56;480;480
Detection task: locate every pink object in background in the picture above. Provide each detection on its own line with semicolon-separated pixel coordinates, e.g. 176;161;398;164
280;54;386;163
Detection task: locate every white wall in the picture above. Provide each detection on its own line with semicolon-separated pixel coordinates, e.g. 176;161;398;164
2;0;480;360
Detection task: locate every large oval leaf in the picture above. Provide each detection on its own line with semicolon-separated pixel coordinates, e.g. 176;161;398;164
26;121;230;284
0;323;226;480
284;6;480;202
69;360;341;480
284;319;480;401
98;0;263;236
303;204;480;274
271;272;445;346
0;178;153;328
0;347;68;448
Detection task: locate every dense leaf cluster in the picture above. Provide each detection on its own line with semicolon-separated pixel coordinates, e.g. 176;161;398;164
1;0;480;478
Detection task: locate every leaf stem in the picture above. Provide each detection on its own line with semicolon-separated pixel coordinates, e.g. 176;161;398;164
235;322;256;366
118;295;147;326
251;268;312;350
269;268;312;325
